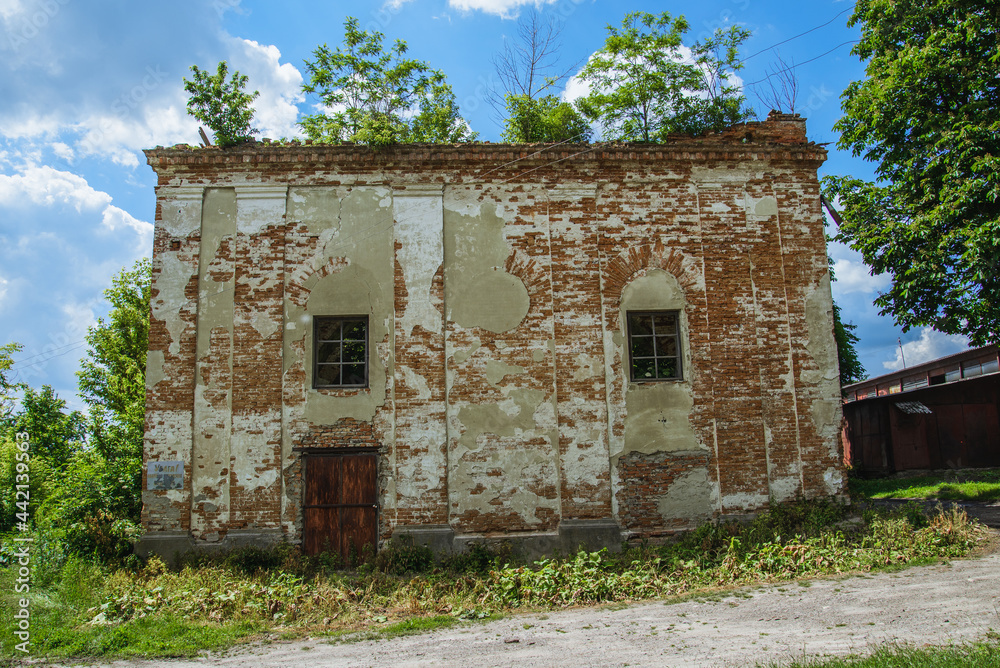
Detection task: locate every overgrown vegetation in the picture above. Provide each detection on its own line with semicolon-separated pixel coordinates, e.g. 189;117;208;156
183;61;259;147
1;500;988;659
850;470;1000;503
763;639;1000;667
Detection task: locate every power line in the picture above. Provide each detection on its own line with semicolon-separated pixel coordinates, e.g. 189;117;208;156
744;40;859;87
739;5;856;65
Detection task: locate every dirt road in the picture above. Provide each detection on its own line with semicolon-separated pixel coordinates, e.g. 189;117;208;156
86;548;1000;668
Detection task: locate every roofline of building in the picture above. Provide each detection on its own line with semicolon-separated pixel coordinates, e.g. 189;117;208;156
843;343;999;392
144;114;827;170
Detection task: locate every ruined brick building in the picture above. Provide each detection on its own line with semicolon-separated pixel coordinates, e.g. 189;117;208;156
137;113;845;561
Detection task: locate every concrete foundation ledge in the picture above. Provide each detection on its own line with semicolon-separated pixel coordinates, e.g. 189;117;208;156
390;519;624;561
134;530;285;566
390;525;456;554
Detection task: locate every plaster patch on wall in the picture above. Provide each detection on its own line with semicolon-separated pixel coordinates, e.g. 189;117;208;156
613;269;700;461
720;491;769;511
621;383;702;457
769;472;801;503
231;413;280;490
146;350;165;388
572;353;601;381
153;253;195;355
401;365;431;401
444;200;529;333
656;468;713;521
284;187;394;425
752;195;779;217
452;343;481;365
250;310;280;340
803;276;844;459
485;358;526;387
454;388;546;456
823;467;845;495
395;192;444;336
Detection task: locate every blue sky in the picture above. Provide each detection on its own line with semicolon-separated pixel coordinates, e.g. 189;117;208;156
0;0;969;410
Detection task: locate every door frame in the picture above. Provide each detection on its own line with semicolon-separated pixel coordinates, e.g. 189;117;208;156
297;446;380;559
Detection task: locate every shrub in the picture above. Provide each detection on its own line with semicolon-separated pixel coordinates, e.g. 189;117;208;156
372;538;434;575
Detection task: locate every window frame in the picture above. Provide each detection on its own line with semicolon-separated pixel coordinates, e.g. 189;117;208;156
626;310;683;382
313;315;370;389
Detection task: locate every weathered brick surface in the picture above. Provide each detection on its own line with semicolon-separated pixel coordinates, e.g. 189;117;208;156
141;114;846;549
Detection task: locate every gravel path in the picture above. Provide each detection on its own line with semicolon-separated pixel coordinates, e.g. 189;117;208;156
75;546;1000;668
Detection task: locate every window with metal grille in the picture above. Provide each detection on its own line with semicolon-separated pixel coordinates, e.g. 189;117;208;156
627;311;682;381
314;316;368;388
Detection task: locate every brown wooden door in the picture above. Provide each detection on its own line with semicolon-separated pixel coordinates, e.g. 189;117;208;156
303;451;378;562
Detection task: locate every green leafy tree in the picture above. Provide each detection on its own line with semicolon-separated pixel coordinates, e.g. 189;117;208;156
32;259;151;563
575;11;754;141
407;76;476;143
502;94;592;143
490;9;586;142
824;0;1000;346
0;342;23;419
0;437;51;533
301;17;475;145
833;303;866;386
184;60;259;147
6;385;85;469
78;258;150;463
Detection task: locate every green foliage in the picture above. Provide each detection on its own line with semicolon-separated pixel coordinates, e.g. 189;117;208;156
301;17;475;145
13;259;154;566
833;302;866;385
575;11;754;142
2;501;985;659
372;538;434;575
772;640;1000;667
824;0;1000;346
184;61;259;147
5;385;85;468
850;470;1000;503
501;94;592;143
0;437;52;533
78;258;150;463
441;541;512;574
35;449;143;566
0;342;22;419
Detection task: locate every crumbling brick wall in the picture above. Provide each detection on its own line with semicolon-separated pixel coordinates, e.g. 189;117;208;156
140;114;845;554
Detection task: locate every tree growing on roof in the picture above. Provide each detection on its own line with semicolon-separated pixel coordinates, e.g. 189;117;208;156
183;61;259;147
574;11;754;142
490;9;591;143
824;0;1000;346
301;17;476;146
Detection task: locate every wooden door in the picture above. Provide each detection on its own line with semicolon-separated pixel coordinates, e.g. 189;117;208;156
303;451;378;562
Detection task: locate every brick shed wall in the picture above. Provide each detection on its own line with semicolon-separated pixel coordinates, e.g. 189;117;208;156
139;114;845;553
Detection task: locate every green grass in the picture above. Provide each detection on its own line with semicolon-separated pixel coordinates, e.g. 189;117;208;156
0;500;991;661
764;640;1000;667
850;470;1000;502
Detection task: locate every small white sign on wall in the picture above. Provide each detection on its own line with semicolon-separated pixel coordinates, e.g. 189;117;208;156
147;460;184;490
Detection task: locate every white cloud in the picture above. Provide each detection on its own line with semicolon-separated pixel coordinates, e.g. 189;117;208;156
0;0;26;22
101;205;154;253
59;299;97;340
830;257;891;296
446;0;559;18
0;165;152;249
882;327;969;372
50;140;72;161
0;274;8;308
0;165;110;210
225;37;304;140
